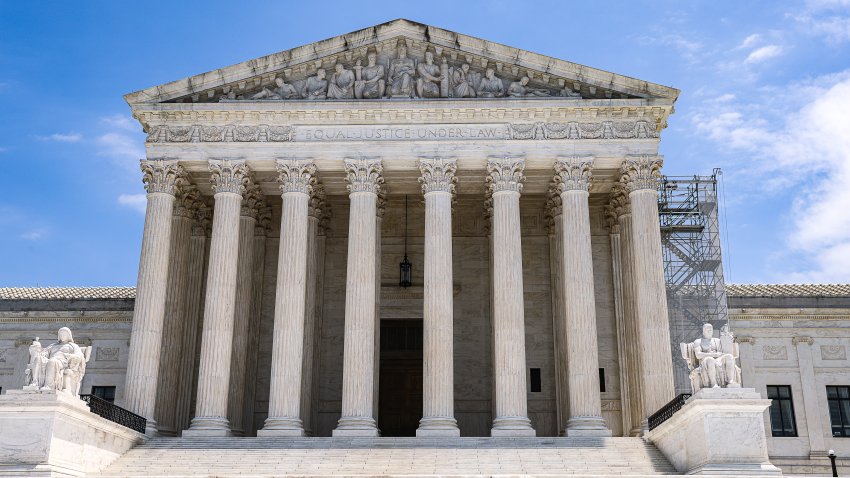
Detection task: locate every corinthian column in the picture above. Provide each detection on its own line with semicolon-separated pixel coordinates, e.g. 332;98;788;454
227;184;263;436
487;157;535;437
299;183;324;436
185;159;249;436
554;157;610;436
545;189;569;436
333;158;383;437
155;186;201;436
416;157;460;437
620;155;674;420
260;159;316;437
124;159;185;436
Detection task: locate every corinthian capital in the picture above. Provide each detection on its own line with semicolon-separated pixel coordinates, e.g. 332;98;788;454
309;182;326;219
418;157;457;195
141;159;186;195
276;159;316;195
241;183;265;219
609;183;631;218
344;158;384;194
175;185;204;218
620;155;663;192
486;157;525;194
209;159;249;195
553;156;593;193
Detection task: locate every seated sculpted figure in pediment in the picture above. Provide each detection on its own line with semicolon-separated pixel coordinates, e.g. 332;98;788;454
416;51;443;98
327;63;355;99
477;68;505;98
387;40;416;98
681;323;742;394
353;51;385;99
24;327;92;397
450;63;476;98
251;77;299;100
302;69;329;100
507;76;551;97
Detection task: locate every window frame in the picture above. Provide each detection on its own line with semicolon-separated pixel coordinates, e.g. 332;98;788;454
827;385;850;438
91;385;116;403
766;385;798;437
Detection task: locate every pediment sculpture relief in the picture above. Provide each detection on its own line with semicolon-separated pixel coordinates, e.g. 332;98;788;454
219;40;583;102
23;327;92;397
680;323;742;394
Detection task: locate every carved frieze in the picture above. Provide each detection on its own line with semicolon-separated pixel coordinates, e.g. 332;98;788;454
821;345;846;360
762;345;788;360
96;346;120;362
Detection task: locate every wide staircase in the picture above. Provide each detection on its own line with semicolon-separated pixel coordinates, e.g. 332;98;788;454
93;436;678;477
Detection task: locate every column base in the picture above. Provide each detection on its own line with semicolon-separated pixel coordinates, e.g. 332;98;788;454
257;417;305;437
332;416;380;437
144;418;159;438
416;416;460;437
183;416;232;437
491;416;536;437
565;416;611;437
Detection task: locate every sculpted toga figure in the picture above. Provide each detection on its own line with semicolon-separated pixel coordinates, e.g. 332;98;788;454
251;77;299;100
25;327;88;395
387;41;415;97
302;69;328;100
416;51;443;98
477;68;504;98
353;51;385;99
327;63;355;99
450;63;476;98
507;76;551;97
693;323;738;388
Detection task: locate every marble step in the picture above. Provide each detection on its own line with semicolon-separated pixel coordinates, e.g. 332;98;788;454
92;436;681;477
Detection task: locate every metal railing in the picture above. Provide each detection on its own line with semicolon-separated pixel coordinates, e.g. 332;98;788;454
80;394;146;434
648;393;692;431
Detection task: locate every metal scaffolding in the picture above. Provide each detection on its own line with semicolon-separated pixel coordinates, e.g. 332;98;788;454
657;169;729;394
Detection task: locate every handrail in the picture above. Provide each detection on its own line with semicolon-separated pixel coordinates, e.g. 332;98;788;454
648;393;691;431
80;394;146;434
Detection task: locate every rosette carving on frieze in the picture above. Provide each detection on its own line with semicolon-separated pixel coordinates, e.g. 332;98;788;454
141;159;187;196
344;158;384;195
485;157;525;194
417;157;458;195
552;156;593;193
620;155;663;192
208;159;250;195
276;159;317;195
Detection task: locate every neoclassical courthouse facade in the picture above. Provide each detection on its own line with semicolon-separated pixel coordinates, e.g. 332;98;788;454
1;19;849;477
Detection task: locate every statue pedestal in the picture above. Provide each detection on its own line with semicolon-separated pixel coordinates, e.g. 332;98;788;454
645;388;782;476
0;390;143;477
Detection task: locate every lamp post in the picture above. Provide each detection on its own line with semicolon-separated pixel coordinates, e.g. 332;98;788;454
829;449;837;477
399;195;412;288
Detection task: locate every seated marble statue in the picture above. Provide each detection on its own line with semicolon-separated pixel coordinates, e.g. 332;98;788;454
302;69;328;100
681;323;742;394
327;63;355;99
353;52;385;99
559;86;582;98
507;76;551;97
251;77;299;100
477;68;505;98
416;51;443;98
24;327;91;396
450;63;476;98
387;40;415;97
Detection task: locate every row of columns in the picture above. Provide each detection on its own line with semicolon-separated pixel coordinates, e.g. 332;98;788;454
125;154;674;438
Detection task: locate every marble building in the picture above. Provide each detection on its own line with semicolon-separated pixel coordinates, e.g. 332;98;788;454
1;19;849;476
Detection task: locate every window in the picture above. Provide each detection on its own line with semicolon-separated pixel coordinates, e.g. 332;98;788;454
766;386;797;437
530;368;542;393
827;386;850;437
599;368;606;393
92;386;116;403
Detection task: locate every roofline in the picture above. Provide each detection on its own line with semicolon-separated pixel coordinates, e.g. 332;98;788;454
124;18;679;106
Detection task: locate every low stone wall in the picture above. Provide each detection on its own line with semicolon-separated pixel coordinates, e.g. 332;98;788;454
0;390;143;477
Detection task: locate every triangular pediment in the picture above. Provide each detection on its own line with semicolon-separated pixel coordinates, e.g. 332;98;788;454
125;19;678;105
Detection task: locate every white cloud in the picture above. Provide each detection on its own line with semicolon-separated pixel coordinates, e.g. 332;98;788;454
101;114;140;133
691;70;850;282
737;34;762;49
118;193;147;214
793;0;850;44
95;115;145;173
36;133;83;142
20;229;47;241
635;33;703;63
744;45;783;64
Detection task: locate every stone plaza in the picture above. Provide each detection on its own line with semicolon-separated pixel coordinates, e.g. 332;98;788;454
0;19;848;477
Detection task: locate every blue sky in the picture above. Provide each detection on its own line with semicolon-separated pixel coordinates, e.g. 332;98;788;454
1;1;849;286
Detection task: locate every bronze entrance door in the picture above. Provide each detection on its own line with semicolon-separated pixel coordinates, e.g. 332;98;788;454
378;319;423;437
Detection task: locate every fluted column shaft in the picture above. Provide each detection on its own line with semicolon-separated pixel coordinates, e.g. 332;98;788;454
334;158;382;437
261;160;315;436
227;202;258;436
621;156;675;420
124;160;184;436
607;218;633;437
417;157;459;436
372;197;384;424
547;205;569;436
175;210;210;433
619;210;645;435
299;199;322;436
555;157;609;436
154;202;194;436
186;160;248;436
243;212;269;436
487;158;535;437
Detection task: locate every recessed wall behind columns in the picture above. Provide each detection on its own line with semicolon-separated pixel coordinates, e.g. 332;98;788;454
249;193;620;437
